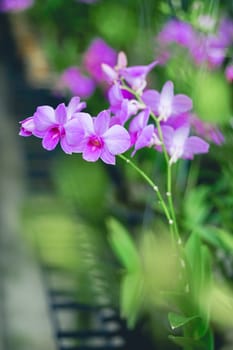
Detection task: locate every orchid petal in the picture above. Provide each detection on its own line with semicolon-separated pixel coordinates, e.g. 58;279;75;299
67;96;83;119
183;136;209;159
100;148;116;164
94;110;111;135
104;125;130;154
55;103;67;124
82;144;102;162
129;109;150;133
34;106;56;132
172;94;193;115
65;113;91;145
142;89;160;115
42;129;60;151
133;124;155;155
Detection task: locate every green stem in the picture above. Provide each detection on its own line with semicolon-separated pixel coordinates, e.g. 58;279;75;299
150;114;180;241
120;83;180;241
118;154;172;224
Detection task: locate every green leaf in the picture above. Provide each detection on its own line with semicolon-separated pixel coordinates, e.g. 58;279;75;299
107;218;140;272
121;272;144;329
169;335;199;348
197;226;233;252
185;231;202;270
185;232;213;332
183;186;210;231
168;312;199;330
169;332;214;350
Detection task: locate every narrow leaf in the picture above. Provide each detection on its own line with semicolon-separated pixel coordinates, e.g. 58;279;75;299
107;218;140;272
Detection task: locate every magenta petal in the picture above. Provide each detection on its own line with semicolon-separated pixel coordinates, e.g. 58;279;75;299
65;113;91;146
160;81;174;110
60;137;75;154
108;84;123;111
55;103;67;124
82;145;102;162
67;96;86;119
183;136;209;159
142;89;160;114
104;125;130;154
94;110;111;135
102;63;118;83
134;124;154;154
158;125;174;152
172;94;193;115
129;109;150;133
34;106;56;132
42;129;60;151
19;116;35;136
100;148;116;164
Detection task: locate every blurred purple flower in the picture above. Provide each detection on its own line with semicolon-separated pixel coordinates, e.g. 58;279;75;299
0;0;34;12
157;19;195;48
190;115;225;145
225;64;233;83
142;81;192;122
58;67;96;99
190;34;227;68
65;110;130;164
156;125;209;164
83;38;117;83
102;51;128;84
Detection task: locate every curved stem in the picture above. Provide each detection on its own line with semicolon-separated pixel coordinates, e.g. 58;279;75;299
118;154;172;225
120;82;180;241
150;113;180;240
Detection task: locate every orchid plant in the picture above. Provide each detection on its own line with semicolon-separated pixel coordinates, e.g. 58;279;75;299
11;0;233;348
19;48;233;349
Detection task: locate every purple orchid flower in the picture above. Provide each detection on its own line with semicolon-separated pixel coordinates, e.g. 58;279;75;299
108;84;143;125
156;125;209;165
83;38;117;83
189;115;224;145
157;19;195;48
119;60;158;93
65;110;130;164
142;81;193;122
19;116;36;137
225;64;233;83
58;67;96;99
19;97;87;154
129;109;160;156
0;0;34;11
102;51;128;84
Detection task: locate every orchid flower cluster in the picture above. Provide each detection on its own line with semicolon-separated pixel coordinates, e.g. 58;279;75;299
56;38;117;99
19;51;212;169
156;16;233;81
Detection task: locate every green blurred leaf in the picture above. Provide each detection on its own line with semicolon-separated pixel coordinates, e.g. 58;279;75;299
107;218;140;272
183;186;210;231
121;272;144;329
169;335;199;348
185;231;213;332
168;312;199;330
197;226;233;252
169;328;214;350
